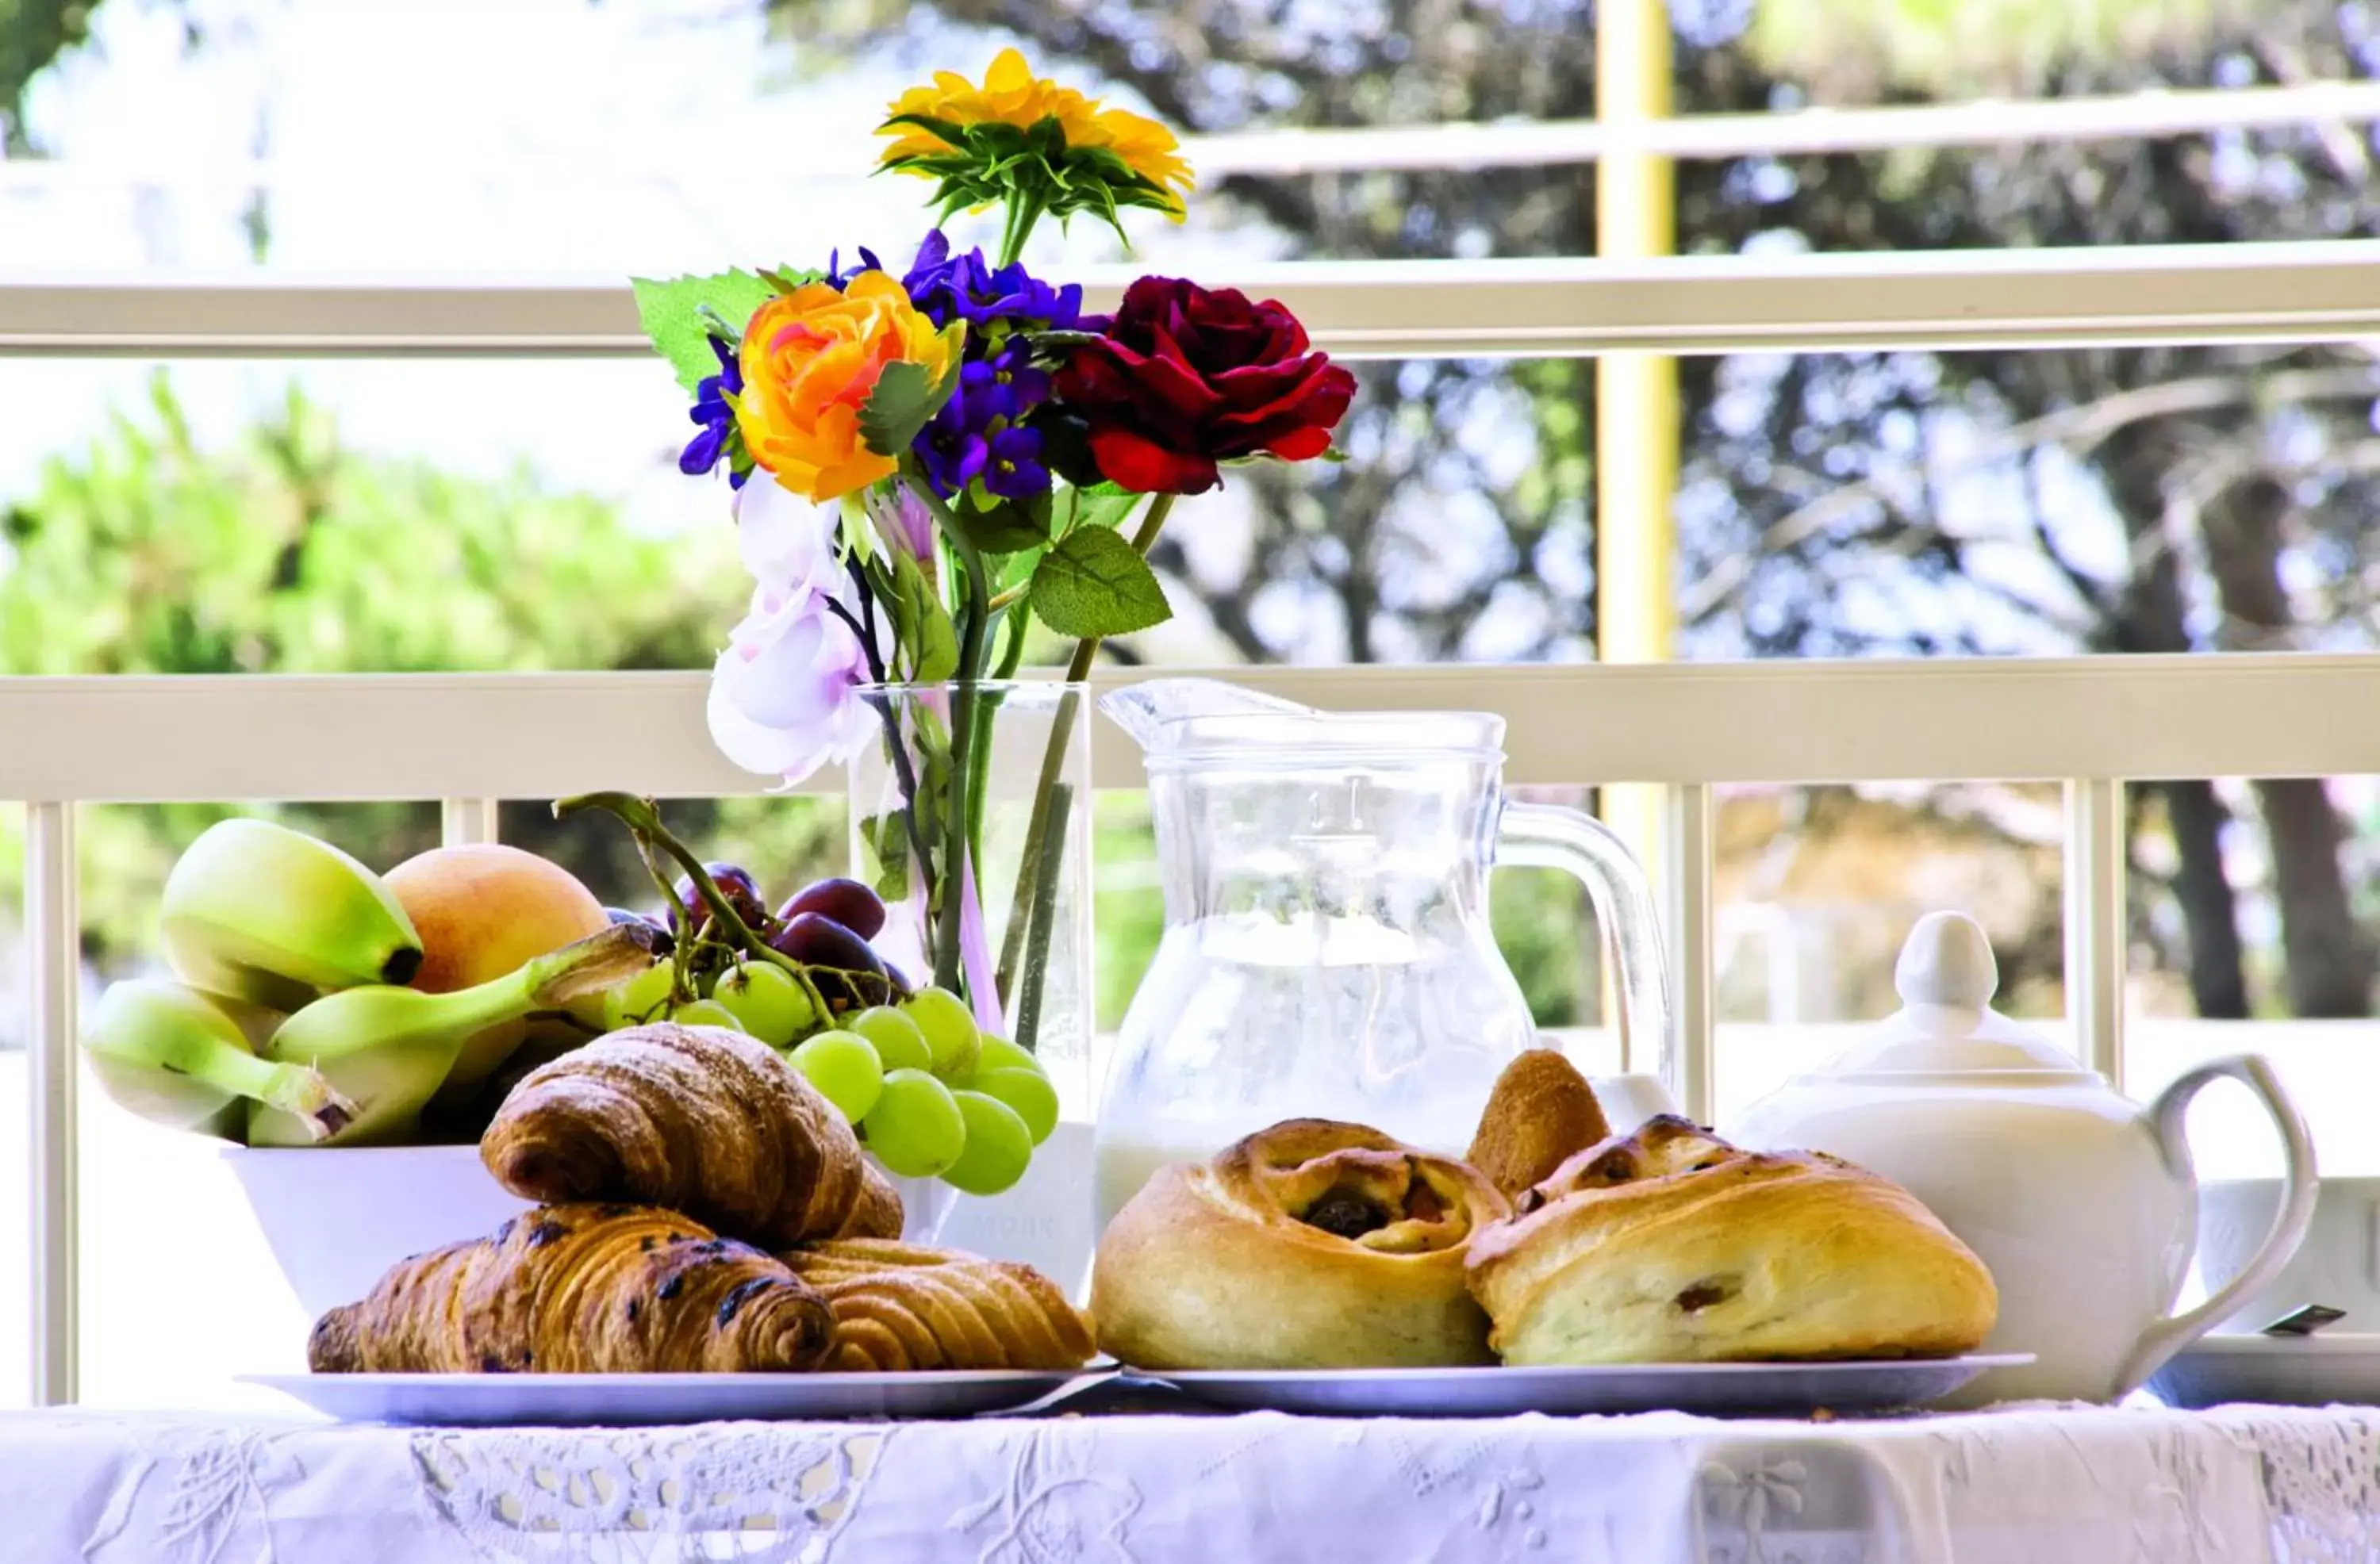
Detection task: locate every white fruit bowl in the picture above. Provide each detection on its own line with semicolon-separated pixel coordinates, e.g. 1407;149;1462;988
221;1143;962;1320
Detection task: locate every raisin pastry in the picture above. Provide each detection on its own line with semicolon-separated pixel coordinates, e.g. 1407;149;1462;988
1090;1118;1511;1370
1465;1116;1997;1365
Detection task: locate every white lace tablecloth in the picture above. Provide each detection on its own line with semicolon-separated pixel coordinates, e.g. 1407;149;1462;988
5;1401;2377;1563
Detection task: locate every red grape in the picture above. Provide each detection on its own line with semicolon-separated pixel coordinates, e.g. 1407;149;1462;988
672;861;769;935
777;877;888;941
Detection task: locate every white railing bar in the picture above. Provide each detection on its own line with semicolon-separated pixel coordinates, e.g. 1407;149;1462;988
2063;779;2129;1087
1664;783;1717;1125
7;242;2380;358
25;801;79;1406
440;799;501;848
8;82;2377;194
1188;80;2380;174
3;657;2379;803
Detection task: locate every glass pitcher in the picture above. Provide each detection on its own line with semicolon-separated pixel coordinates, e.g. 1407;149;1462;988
1092;684;1675;1232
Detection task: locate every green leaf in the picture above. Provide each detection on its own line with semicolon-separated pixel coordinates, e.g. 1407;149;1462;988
1069;481;1143;535
1029;526;1171;638
951;492;1053;554
892;553;961;683
630;270;777;398
858;327;968;458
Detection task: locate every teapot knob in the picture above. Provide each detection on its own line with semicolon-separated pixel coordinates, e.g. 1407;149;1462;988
1894;911;2000;1010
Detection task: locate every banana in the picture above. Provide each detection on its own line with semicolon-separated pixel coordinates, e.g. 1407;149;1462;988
82;979;358;1142
160;818;424;1013
249;921;661;1147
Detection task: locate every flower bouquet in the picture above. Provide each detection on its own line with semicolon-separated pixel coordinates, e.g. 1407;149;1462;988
635;50;1356;1066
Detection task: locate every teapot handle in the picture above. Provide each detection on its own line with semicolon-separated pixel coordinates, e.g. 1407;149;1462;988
2116;1053;2318;1396
1495;802;1676;1091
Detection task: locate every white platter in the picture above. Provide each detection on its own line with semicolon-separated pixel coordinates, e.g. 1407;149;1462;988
1134;1355;2033;1418
240;1368;1104;1427
2148;1333;2380;1409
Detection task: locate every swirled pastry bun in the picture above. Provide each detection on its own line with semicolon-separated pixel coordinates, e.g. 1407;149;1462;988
1466;1117;1996;1366
1091;1119;1511;1370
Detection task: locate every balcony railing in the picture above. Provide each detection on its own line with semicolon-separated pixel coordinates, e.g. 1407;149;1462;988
10;653;2380;1404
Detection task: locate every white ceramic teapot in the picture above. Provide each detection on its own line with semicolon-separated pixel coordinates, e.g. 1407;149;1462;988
1728;910;2317;1405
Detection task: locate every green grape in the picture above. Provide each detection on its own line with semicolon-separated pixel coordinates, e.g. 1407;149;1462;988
847;1006;931;1074
602;961;677;1033
901;987;981;1081
942;1091;1034;1195
714;962;815;1048
788;1030;885;1123
863;1068;966;1179
970;1067;1059;1146
970;1033;1044;1080
670;998;745;1032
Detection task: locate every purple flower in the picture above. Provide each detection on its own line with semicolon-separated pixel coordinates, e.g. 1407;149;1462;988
900;231;1089;339
825;247;885;290
914;338;1060;501
680;335;748;487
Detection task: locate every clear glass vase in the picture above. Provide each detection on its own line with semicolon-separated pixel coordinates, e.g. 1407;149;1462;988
845;680;1096;1120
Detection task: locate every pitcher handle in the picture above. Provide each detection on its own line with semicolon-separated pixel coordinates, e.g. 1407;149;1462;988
1495;801;1676;1092
2114;1053;2318;1396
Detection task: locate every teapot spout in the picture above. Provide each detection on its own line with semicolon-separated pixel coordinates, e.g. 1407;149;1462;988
1098;677;1316;753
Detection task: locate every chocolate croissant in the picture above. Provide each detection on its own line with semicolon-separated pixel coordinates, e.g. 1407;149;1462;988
1089;1118;1511;1370
781;1239;1096;1371
1466;1116;1998;1366
481;1023;903;1249
308;1202;837;1374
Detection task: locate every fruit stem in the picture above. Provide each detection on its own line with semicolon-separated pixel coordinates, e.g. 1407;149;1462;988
219;1048;360;1143
553;792;850;1019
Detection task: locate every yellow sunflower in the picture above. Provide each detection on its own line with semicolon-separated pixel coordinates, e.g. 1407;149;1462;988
878;47;1193;219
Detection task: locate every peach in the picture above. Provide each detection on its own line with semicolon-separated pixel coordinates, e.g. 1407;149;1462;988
384;843;610;1097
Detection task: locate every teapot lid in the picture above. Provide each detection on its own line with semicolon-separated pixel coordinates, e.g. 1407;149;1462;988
1818;910;2098;1082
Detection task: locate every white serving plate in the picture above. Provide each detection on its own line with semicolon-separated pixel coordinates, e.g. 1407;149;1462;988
1136;1354;2033;1418
2148;1333;2380;1409
241;1367;1103;1426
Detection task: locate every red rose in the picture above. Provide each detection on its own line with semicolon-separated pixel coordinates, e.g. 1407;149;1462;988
1055;276;1356;495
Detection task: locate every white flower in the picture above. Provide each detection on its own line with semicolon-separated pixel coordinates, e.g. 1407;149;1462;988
708;473;878;786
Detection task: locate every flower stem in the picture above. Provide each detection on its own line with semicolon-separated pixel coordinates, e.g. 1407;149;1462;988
997;189;1047;270
902;463;995;994
993;491;1178;1019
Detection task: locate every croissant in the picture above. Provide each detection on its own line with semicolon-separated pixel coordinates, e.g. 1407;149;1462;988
308;1202;837;1374
1089;1118;1511;1370
1466;1116;1998;1366
1466;1048;1611;1200
781;1238;1096;1372
481;1022;902;1248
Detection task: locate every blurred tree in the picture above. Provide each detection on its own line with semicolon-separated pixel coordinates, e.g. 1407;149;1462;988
0;374;851;972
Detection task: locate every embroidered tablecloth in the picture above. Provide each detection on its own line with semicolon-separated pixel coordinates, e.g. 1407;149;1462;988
4;1401;2375;1563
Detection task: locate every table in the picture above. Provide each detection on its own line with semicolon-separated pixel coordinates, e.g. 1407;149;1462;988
3;1401;2375;1563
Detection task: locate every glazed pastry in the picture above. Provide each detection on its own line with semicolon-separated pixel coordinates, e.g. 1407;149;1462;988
781;1238;1096;1371
481;1022;902;1248
1466;1116;1998;1366
1466;1048;1611;1200
308;1202;837;1374
1090;1118;1511;1370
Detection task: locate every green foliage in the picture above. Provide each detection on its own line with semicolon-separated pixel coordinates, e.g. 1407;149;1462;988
1028;525;1170;638
1749;0;2265;98
858;339;965;458
0;373;783;970
630;270;778;397
879;113;1181;247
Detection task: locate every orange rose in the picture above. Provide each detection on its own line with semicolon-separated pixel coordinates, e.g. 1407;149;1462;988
734;272;959;502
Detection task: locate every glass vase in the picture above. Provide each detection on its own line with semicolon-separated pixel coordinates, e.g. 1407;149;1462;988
845;680;1096;1123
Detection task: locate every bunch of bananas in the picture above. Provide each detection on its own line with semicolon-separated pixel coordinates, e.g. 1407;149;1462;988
83;820;656;1147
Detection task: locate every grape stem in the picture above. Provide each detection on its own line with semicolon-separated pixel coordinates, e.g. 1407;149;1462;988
553;791;845;1022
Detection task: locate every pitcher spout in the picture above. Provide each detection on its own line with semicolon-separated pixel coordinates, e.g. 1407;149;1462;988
1097;677;1318;754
